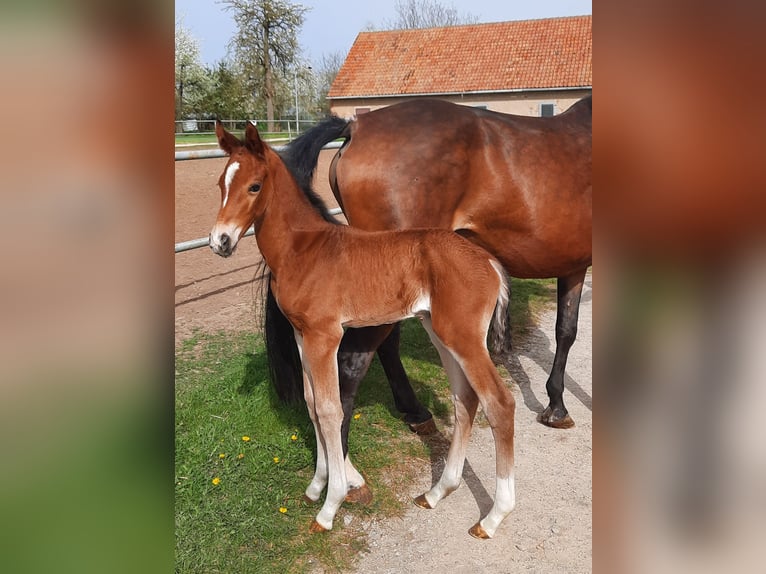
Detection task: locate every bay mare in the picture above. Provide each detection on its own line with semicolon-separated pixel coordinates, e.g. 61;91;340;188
266;97;592;457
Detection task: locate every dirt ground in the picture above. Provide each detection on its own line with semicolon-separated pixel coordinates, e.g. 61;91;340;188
175;152;592;573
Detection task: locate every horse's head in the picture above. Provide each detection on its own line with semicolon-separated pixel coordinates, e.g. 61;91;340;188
209;121;269;257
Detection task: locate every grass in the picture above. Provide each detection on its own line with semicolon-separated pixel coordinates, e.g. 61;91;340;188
175;132;297;146
175;277;555;573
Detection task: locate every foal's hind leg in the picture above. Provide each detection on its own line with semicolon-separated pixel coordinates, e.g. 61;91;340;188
414;317;479;509
427;313;516;539
539;268;586;429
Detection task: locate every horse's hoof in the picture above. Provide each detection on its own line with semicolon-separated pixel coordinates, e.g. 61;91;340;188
468;523;491;539
539;407;575;429
345;483;373;505
302;494;318;505
309;520;328;533
408;417;437;435
413;494;433;509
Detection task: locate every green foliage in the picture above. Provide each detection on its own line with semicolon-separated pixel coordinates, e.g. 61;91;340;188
196;61;254;120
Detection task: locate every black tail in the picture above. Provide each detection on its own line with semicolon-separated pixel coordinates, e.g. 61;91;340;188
264;281;304;403
265;116;351;403
278;115;350;195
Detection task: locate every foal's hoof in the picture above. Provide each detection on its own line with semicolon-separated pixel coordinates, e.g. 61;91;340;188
539;407;575;429
345;483;373;505
309;520;328;534
408;417;437;435
468;522;491;539
302;494;318;505
413;494;433;509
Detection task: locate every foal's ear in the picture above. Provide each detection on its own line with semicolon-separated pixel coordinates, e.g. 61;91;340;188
244;121;266;158
215;120;241;155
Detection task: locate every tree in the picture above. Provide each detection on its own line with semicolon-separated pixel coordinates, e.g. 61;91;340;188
383;0;478;29
175;17;208;121
314;51;346;115
220;0;310;132
197;61;253;121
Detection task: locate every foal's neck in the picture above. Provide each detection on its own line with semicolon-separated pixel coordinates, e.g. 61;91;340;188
254;147;337;273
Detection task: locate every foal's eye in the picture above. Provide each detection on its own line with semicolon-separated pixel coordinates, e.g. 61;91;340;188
249;183;261;193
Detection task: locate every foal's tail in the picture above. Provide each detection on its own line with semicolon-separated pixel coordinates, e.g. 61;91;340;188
488;259;510;357
265;116;351;404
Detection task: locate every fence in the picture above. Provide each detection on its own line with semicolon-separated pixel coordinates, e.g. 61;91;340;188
175;140;345;253
175;118;318;142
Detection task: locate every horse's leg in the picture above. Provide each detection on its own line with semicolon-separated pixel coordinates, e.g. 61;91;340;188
299;328;347;533
294;332;328;503
461;351;516;539
377;323;435;434
426;299;516;539
539;268;587;429
338;325;434;452
414;317;478;508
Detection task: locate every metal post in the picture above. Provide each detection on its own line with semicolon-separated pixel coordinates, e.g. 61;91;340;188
294;68;299;135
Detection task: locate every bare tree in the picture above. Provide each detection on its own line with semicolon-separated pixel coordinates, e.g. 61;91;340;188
384;0;478;29
315;50;346;115
220;0;309;131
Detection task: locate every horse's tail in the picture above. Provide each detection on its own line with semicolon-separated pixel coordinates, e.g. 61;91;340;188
488;259;510;357
264;117;351;404
278;115;350;192
264;279;304;403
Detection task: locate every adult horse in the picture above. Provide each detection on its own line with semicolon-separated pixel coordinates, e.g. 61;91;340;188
267;96;591;448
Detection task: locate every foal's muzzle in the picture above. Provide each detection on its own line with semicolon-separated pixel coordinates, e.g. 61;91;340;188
209;231;235;257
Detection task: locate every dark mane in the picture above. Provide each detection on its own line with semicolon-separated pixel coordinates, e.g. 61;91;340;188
277;116;350;225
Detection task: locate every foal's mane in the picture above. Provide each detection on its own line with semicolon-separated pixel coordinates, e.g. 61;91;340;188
277;116;349;226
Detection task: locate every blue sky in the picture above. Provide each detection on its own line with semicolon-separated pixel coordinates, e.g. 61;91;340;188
176;0;592;68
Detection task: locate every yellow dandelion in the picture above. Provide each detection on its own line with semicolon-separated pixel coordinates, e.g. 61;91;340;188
219;453;226;459
290;434;298;441
279;507;288;514
236;453;244;460
353;413;361;420
212;477;221;485
242;436;251;442
273;456;280;463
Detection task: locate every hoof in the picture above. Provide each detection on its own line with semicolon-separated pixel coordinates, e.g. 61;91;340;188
302;494;318;505
539;407;575;429
468;522;492;539
413;494;433;509
408;417;437;435
345;483;373;505
309;520;328;534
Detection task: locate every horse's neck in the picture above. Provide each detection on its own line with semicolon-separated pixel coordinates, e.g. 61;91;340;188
254;149;332;272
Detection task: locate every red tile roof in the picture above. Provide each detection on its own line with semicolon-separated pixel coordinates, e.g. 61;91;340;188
329;15;592;98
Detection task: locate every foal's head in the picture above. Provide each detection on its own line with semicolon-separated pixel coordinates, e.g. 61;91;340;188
209;121;270;257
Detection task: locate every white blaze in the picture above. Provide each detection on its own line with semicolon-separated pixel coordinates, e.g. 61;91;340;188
223;161;240;207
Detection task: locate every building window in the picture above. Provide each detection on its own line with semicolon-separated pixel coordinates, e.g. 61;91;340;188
540;103;555;117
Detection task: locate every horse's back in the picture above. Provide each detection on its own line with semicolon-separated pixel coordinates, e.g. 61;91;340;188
333;97;592;277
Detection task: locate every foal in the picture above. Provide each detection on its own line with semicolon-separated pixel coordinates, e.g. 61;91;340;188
209;121;516;539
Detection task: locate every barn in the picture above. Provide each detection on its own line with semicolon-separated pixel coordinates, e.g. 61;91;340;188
328;14;592;118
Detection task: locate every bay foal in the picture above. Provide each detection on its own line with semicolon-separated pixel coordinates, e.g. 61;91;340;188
209;121;516;538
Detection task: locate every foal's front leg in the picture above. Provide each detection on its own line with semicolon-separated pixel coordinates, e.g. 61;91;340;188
301;330;348;532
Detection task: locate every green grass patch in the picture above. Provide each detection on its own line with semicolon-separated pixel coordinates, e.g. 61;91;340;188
175;132;298;146
175;278;554;572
